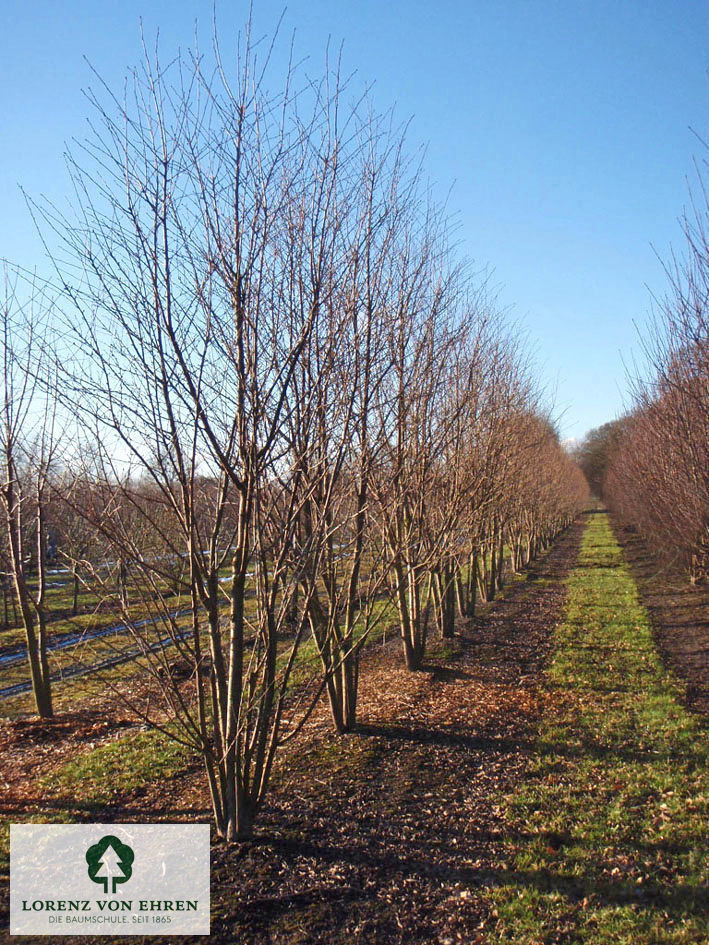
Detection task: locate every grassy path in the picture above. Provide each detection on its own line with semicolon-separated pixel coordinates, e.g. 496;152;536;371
491;512;709;944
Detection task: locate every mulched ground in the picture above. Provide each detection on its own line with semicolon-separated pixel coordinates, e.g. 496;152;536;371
206;522;585;945
612;519;709;718
1;521;584;945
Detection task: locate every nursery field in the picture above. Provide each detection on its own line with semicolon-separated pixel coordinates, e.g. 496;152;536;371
3;7;708;945
1;512;707;944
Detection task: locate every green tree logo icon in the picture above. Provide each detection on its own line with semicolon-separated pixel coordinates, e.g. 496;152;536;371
86;835;134;894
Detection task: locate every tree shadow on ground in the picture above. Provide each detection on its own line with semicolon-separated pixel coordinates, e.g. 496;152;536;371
355;720;524;754
613;520;709;718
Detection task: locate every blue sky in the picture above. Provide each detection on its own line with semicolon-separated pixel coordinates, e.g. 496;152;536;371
1;0;707;439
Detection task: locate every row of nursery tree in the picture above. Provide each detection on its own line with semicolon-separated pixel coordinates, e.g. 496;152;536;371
603;151;709;584
1;28;588;840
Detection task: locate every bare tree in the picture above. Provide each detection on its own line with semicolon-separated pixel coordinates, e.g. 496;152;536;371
0;266;58;717
286;98;427;729
34;26;358;838
606;145;709;582
17;14;594;838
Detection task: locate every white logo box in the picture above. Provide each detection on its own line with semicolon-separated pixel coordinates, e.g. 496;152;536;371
10;823;210;936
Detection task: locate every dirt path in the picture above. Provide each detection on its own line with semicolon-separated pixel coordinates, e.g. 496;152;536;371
206;521;585;945
612;520;709;717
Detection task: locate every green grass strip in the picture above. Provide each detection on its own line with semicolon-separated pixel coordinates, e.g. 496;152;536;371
490;512;709;944
45;726;197;805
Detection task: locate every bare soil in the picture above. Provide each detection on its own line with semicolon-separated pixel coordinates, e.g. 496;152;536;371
612;519;709;718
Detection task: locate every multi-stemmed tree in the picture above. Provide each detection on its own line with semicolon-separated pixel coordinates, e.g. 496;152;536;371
6;19;591;841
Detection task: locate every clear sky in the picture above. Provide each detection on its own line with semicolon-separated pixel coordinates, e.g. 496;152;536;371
1;0;707;440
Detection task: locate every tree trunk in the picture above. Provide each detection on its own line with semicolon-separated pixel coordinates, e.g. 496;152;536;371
496;530;505;591
4;482;53;718
488;530;497;602
441;562;455;638
72;566;80;616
